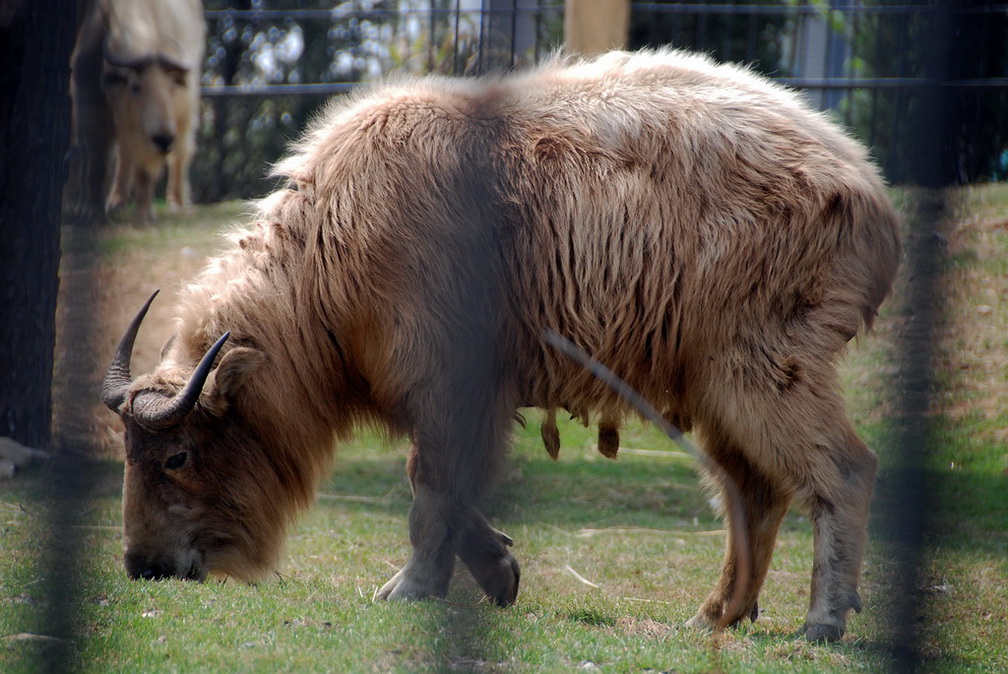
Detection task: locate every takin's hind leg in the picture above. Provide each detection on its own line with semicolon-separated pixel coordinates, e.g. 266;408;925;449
686;429;792;631
695;386;876;641
800;425;877;641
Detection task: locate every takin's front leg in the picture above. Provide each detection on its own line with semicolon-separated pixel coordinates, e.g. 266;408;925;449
374;496;521;605
376;480;458;601
456;508;520;606
686;431;792;631
378;442;520;605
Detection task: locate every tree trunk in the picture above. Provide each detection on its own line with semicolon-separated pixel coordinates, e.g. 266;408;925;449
564;0;629;55
0;0;76;448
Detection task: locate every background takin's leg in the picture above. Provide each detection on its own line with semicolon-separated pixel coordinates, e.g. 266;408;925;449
687;428;792;630
132;169;157;223
166;131;194;212
75;114;112;222
105;147;135;218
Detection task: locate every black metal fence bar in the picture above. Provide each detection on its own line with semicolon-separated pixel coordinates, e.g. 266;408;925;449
633;2;1008;16
780;77;1008;89
202;82;357;96
205;4;564;21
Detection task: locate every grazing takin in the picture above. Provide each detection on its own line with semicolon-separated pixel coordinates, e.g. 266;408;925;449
69;0;205;222
103;49;900;642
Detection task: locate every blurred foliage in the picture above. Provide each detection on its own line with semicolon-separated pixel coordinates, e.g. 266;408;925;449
629;0;793;77
192;1;563;202
836;0;1008;184
194;0;397;202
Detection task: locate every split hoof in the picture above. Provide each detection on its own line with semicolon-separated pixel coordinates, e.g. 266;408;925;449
803;621;845;642
478;553;520;607
375;566;448;602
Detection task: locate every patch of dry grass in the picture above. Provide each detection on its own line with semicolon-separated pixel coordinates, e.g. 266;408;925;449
939;188;1008;444
53;202;247;456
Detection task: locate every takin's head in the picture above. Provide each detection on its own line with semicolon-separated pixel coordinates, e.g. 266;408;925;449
103;292;286;583
100;38;192;160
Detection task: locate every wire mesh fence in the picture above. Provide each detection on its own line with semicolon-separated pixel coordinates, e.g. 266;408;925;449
193;1;1007;201
631;1;1008;184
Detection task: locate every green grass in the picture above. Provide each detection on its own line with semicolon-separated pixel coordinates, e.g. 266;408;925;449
0;437;871;673
4;186;1008;672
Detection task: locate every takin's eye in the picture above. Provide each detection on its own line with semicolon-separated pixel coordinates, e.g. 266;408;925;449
164;452;188;471
102;71;129;88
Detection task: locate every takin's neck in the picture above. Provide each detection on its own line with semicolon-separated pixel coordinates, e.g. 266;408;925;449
172;213;379;505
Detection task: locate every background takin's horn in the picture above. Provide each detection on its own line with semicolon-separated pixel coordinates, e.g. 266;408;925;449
132;331;230;430
156;53;192;74
103;290;160;412
102;37;156;70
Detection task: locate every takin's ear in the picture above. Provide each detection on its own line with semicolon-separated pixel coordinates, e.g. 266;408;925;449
202;347;265;416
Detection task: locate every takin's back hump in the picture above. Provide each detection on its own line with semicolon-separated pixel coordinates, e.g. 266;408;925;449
472;50;901;414
270;49;900;422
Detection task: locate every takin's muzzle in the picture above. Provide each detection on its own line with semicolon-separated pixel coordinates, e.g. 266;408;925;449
124;548;206;582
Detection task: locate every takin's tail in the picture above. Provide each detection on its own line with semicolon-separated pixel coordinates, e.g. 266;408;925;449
815;183;902;343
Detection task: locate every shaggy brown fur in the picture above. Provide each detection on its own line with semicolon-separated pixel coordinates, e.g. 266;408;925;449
69;0;204;222
106;49;899;641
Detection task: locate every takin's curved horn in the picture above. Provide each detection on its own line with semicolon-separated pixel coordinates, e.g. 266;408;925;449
102;37;155;70
131;331;231;430
103;290;160;412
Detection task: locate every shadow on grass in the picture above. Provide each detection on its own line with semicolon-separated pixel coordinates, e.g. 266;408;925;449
320;443;719;535
36;420;1003;564
872;465;1008;558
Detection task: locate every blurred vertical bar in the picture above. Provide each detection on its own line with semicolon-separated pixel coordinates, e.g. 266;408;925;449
882;0;961;669
50;0;102;665
0;0;80;671
0;2;74;447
